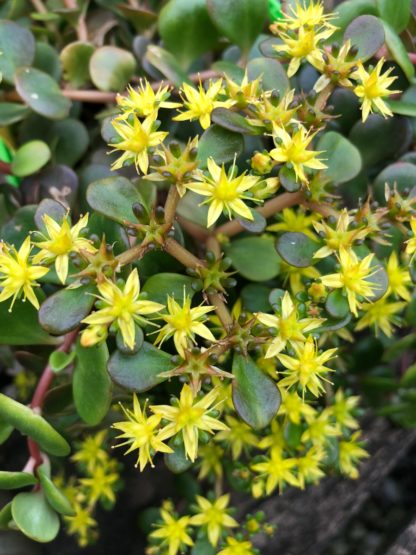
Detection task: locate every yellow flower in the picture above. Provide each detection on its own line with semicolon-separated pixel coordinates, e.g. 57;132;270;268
256;291;324;357
217;536;256;555
258;419;285;450
277;336;337;397
65;502;97;547
320;248;377;316
225;72;262;108
330;389;359;430
151;384;228;462
353;58;400;122
198;443;224;480
313;210;369;259
0;236;49;310
280;260;321;294
267;207;319;240
406;218;416;258
33;213;95;284
279;389;316;424
355;296;405;337
296;446;325;489
313;40;357;92
248;89;297;129
72;431;110;473
215;415;258;459
80;464;119;506
386;251;411;301
173;79;233;129
251;446;299;494
272;0;336;30
81;269;164;350
155;294;215;358
150;509;194;555
116;80;180;118
190;494;238;547
186;158;262;228
273;25;334;77
112;394;173;471
109;115;168;174
301;410;339;445
270;124;327;183
338;432;369;479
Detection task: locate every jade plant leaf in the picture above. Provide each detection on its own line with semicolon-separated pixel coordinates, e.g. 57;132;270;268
247;57;289;93
0;471;37;490
344;15;385;61
108;342;174;392
382;21;415;81
142;273;196;304
317;131;362;184
60;41;94;88
37;465;74;516
276;232;318;268
0;102;30;126
0;20;35;84
211;108;261;135
89;46;136;92
11;140;51;177
87;176;144;225
15;67;71;120
225;236;281;281
232;353;281;429
12;491;60;543
325;290;350;319
164;441;193;473
198;124;245;167
0;394;70;456
39;285;96;335
377;0;411;34
73;340;112;426
0;297;56;345
145;45;191;87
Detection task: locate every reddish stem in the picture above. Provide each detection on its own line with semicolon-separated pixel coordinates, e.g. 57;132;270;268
0;161;12;175
27;329;78;466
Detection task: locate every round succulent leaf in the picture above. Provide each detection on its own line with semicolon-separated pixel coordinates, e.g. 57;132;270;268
207;0;268;54
247;57;289;93
15;67;71;120
33;42;61;81
0;394;70;456
373;162;416;203
108;342;174;392
377;0;411;33
21;164;79;209
87;212;130;255
116;325;144;354
232;353;281;429
89;46;136;92
118;5;158;32
73;340;111;426
0;423;13;445
0;502;13;530
145;45;190;87
1;205;37;248
0;295;56;345
276;232;318;268
159;0;219;69
237;210;267;233
34;199;67;233
279;166;302;192
197;124;244;168
49;350;76;373
211;60;245;82
142;273;196;305
269;288;285;310
60;41;94;88
87;176;145;225
259;37;282;57
211;108;261;135
0;102;30;126
11;140;51;178
0;20;35;84
191;540;216;555
12;491;60;543
344;15;385;61
177;191;210;226
43;119;89;167
164;441;193;473
382;21;414;81
314;313;352;333
368;262;389;301
325;290;350;319
225;235;281;281
0;471;37;490
317;131;362;184
37;466;74;516
241;283;272;312
39;284;96;335
385;99;416;117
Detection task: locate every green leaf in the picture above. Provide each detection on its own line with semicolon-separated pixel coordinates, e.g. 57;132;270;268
247;57;289;93
33;42;61;81
0;471;37;490
0;394;70;456
400;363;416;387
15;67;71;120
89;46;136;92
35;199;67;233
142;273;195;305
0;20;35;84
232;353;281;429
374;162;416;202
1;205;36;248
198;124;244;167
37;466;74;516
317;131;362;184
0;422;13;445
191;539;216;555
241;283;272;312
159;0;219;68
108;342;174;392
377;0;411;33
344;15;385;61
0;502;12;530
382;21;415;81
225;235;281;281
0;102;30;126
12;491;60;543
207;0;268;54
164;441;193;473
39;285;96;335
49;350;76;373
145;45;190;88
73;341;111;426
325;290;350;319
238;210;267;233
211;108;260;135
368;262;389;301
276;232;318;268
333;0;378;31
118;5;158;32
60;41;94;88
211;60;245;82
87;176;144;225
11;140;51;177
0;297;56;345
385;99;416;117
